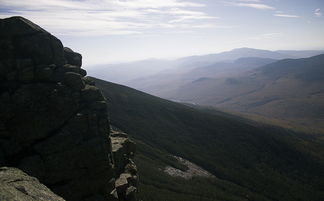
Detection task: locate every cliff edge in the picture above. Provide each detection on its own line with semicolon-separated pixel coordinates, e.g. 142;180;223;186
0;16;137;201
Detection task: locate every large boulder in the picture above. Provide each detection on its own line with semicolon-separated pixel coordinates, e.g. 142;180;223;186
64;47;82;67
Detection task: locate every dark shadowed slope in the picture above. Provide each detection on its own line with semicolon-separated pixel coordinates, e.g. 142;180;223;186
92;77;324;201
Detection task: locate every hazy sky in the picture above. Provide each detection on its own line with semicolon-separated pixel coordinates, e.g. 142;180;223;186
1;0;324;65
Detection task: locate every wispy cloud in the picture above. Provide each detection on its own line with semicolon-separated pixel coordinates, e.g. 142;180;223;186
231;2;274;10
166;8;218;23
145;7;218;21
262;33;282;38
0;0;218;36
237;0;260;2
274;14;300;18
314;8;322;17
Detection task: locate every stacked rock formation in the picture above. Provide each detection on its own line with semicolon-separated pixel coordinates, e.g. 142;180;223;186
111;129;138;201
0;16;137;201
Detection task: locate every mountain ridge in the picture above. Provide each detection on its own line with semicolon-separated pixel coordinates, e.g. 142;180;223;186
132;54;324;131
87;48;324;84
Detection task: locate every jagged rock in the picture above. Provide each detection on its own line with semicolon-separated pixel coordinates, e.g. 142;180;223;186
0;16;138;201
0;167;65;201
80;68;87;76
83;76;96;85
63;72;85;91
111;130;136;175
111;128;138;201
81;85;105;102
125;160;138;175
115;173;130;196
126;186;137;201
64;47;82;67
61;64;86;76
109;189;119;201
115;172;138;201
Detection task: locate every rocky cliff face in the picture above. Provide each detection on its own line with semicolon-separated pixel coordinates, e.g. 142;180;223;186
0;16;137;201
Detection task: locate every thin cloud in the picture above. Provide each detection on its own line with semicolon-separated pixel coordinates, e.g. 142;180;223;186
314;8;322;17
169;15;217;23
238;0;261;2
0;0;205;10
274;14;300;18
262;33;282;38
114;0;205;9
0;0;217;36
232;3;274;10
167;8;218;23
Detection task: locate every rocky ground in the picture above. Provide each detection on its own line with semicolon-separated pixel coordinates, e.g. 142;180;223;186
163;156;215;179
0;167;65;201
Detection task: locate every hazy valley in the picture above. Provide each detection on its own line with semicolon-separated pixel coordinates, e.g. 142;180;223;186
88;48;324;132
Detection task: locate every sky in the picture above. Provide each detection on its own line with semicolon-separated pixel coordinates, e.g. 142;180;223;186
1;0;324;65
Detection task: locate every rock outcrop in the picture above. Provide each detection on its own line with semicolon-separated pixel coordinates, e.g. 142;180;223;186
0;16;137;201
111;129;138;201
0;167;65;201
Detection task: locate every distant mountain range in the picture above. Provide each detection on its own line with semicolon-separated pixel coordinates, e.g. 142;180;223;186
87;48;324;84
88;48;324;131
93;77;324;201
87;59;178;84
139;54;324;131
128;57;277;97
